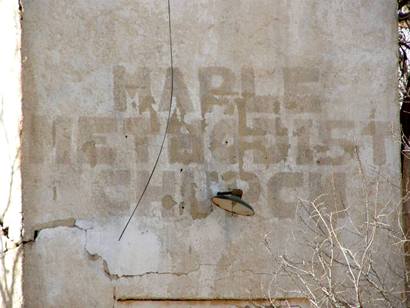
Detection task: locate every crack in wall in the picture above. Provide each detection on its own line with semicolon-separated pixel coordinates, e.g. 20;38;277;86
85;243;217;281
23;219;271;283
87;220;225;284
21;218;274;303
112;263;216;279
21;218;215;281
24;218;78;241
1;218;82;255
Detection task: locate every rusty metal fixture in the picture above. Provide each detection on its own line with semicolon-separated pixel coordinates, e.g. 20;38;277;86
211;189;255;216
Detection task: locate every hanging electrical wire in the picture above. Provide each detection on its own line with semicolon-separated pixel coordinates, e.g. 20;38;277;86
118;0;174;241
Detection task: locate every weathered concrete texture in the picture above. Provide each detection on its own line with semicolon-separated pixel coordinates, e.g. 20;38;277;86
22;0;400;306
24;227;113;307
0;0;23;306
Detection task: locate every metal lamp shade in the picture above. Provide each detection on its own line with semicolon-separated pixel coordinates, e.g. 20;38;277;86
211;194;255;216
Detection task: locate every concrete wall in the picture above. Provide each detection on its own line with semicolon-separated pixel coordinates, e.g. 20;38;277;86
21;0;400;307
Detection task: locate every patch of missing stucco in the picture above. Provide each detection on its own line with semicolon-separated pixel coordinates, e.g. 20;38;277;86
84;220;162;277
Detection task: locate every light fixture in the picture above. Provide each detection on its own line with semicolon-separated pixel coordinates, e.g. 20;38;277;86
211;189;255;216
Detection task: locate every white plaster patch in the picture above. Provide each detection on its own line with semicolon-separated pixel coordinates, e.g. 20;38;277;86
85;219;162;276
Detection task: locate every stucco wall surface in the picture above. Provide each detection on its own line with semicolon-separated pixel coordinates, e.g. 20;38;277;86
21;0;399;307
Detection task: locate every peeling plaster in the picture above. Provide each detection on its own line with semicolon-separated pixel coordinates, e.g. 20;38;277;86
85;220;162;276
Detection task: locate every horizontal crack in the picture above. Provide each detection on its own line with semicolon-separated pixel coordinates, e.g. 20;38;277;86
24;218;78;242
86;249;217;281
115;264;213;279
2;219;79;253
